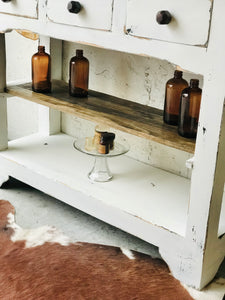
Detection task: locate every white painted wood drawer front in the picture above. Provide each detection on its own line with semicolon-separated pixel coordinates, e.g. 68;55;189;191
0;0;38;19
126;0;212;46
47;0;114;31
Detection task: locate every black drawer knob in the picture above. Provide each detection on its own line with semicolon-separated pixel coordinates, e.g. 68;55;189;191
156;11;172;25
1;0;12;2
67;1;82;14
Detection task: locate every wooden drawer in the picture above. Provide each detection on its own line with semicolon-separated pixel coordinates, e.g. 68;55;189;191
47;0;114;31
126;0;212;46
0;0;38;19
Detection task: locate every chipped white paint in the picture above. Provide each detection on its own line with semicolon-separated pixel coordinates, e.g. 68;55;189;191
185;157;195;170
126;0;212;46
47;0;114;31
7;213;71;248
120;248;135;260
0;0;225;290
0;1;208;74
0;0;38;19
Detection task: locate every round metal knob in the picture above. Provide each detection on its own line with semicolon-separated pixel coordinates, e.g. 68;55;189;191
156;10;172;25
67;1;82;14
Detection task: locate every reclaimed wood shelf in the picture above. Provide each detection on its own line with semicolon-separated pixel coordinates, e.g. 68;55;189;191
7;80;195;153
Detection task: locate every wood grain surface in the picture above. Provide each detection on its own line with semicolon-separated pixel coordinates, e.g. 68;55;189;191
15;30;39;40
7;80;195;153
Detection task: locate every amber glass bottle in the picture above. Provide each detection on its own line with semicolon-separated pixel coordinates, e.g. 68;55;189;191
32;46;51;93
163;70;188;125
69;49;89;97
178;79;202;138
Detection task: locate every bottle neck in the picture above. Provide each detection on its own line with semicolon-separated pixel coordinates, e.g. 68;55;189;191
174;70;183;79
190;79;199;88
76;49;83;57
38;46;45;53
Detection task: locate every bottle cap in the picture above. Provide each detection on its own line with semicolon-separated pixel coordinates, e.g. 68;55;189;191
76;49;83;56
190;79;199;88
38;45;45;51
174;70;183;78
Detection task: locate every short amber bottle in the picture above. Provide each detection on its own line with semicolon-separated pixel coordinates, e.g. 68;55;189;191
163;70;188;125
32;46;51;93
69;49;89;97
178;79;202;138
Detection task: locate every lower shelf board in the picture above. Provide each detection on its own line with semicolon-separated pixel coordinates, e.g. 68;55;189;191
0;133;191;241
1;133;225;242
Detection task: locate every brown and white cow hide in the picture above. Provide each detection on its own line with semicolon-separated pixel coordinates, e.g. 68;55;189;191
0;200;193;300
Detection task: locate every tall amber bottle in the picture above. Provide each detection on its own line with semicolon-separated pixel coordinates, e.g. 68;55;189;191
163;70;188;125
69;49;89;97
32;46;51;93
178;79;202;138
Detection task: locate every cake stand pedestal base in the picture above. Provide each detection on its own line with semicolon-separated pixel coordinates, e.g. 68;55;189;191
88;157;112;182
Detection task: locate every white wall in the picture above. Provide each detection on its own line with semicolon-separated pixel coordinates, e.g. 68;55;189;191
62;41;203;178
5;31;204;178
6;30;38;140
62;42;203;109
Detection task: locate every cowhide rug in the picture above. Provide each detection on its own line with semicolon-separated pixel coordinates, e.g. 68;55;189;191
0;199;195;300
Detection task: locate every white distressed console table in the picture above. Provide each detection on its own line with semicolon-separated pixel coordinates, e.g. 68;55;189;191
0;0;225;289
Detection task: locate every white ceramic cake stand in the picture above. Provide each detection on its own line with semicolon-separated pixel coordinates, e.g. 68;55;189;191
73;138;129;182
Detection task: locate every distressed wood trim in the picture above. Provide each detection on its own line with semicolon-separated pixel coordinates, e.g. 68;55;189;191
16;30;39;40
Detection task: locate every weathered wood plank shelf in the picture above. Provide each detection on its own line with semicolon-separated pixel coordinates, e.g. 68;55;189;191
7;80;195;154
